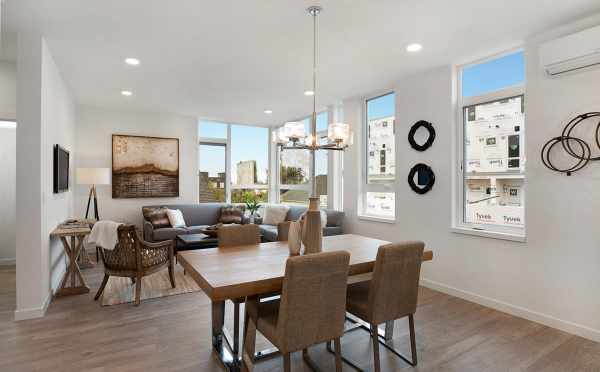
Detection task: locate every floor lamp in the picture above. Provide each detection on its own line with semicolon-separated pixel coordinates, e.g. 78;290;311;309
77;168;110;262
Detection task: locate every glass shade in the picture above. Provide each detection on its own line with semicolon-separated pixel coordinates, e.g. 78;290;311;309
328;122;350;144
272;127;289;144
284;121;306;140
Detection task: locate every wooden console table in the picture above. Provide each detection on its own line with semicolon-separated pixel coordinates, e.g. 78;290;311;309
50;225;92;297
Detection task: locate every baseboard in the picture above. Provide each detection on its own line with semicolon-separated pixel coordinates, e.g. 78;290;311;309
14;291;52;321
0;257;16;266
421;278;600;343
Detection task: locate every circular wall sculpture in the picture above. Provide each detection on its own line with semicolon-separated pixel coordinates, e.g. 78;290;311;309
408;120;436;151
408;163;435;194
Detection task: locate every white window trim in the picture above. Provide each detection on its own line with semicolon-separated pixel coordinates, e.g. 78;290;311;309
453;55;526;241
359;91;397;221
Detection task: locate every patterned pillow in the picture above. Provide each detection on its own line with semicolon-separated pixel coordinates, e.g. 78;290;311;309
142;207;171;228
219;205;245;224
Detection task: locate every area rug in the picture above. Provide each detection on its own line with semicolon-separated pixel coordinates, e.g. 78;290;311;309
100;266;201;306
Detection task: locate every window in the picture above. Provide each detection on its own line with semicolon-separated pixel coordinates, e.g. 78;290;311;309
457;51;525;237
362;93;396;219
198;120;271;204
278;111;329;207
231;125;269;203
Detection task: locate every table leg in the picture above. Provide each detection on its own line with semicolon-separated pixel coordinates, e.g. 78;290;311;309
212;300;240;372
56;236;90;297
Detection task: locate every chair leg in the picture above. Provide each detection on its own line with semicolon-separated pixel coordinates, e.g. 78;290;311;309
283;353;291;372
242;313;257;372
233;303;240;355
371;323;381;372
334;338;343;372
94;274;109;301
409;314;418;365
96;246;100;263
168;262;176;288
135;274;142;306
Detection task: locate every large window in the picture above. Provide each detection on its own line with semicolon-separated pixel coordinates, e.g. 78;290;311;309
362;93;396;219
457;51;525;237
199;121;270;204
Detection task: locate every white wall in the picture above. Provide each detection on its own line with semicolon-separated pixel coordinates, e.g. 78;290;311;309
343;17;600;342
0;61;17;264
15;34;76;320
74;106;198;226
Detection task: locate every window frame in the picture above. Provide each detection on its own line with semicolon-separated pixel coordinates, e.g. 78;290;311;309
453;50;527;241
359;91;397;222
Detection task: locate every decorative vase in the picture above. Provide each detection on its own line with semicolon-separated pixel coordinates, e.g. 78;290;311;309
302;197;323;254
287;220;303;256
249;213;255;224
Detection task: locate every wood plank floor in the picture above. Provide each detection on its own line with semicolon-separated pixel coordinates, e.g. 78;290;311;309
1;263;599;372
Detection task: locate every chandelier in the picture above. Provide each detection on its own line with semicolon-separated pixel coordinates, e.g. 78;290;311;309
272;6;353;201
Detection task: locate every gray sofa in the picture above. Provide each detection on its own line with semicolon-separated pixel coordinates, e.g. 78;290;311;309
142;203;344;243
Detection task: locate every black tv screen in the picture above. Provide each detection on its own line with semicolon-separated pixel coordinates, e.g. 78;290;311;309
53;145;70;193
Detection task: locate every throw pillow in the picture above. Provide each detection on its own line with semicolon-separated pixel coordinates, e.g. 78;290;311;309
219;205;245;224
262;204;290;225
166;209;186;228
142;207;171;228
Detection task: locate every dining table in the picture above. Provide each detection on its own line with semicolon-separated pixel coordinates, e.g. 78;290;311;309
177;233;433;372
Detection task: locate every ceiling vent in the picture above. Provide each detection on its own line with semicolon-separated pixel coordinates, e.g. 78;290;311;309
539;25;600;77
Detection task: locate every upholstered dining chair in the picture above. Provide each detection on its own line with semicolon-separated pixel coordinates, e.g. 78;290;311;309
217;223;262;358
277;221;291;241
242;251;350;372
338;241;424;371
94;224;175;306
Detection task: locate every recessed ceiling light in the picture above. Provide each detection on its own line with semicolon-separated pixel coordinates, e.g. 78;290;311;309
304;90;315;96
124;58;140;66
264;109;273;114
406;43;423;52
121;90;133;96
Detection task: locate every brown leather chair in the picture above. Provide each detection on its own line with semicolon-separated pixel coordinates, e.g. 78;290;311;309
242;251;350;372
94;224;175;306
216;224;261;358
342;241;424;371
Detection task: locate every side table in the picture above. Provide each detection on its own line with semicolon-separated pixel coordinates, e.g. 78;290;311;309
50;225;92;297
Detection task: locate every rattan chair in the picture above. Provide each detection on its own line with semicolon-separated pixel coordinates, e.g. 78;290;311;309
93;224;175;306
337;241;424;371
216;223;261;358
242;251;350;372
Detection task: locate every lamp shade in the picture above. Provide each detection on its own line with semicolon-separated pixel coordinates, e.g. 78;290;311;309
272;127;289;144
284;121;306;140
328;122;350;144
76;168;111;185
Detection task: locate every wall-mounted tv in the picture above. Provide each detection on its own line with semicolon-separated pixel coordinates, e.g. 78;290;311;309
53;144;70;193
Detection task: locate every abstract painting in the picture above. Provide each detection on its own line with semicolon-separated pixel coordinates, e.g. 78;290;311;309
112;135;179;198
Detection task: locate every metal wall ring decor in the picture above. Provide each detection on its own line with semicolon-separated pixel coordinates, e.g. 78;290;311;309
408;120;436;151
540;112;600;176
408;163;435;194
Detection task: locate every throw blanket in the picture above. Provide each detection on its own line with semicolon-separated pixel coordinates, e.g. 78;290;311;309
88;220;123;251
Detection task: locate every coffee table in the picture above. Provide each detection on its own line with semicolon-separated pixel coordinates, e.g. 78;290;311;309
176;233;218;251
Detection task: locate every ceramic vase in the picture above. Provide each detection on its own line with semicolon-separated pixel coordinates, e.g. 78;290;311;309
302;197;322;254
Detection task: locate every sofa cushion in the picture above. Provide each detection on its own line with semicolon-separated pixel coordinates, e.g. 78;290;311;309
262;204;290;225
153;227;188;241
143;207;171;228
286;205;307;221
323;226;343;236
219;205;245;224
166;209;187;228
259;225;279;242
324;210;344;227
144;203;223;226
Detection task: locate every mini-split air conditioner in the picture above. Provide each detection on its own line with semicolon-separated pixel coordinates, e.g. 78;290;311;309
539;25;600;77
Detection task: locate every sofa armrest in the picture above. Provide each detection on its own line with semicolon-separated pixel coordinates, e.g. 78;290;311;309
143;220;155;242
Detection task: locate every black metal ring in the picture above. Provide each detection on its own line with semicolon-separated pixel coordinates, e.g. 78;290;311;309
408;163;435;194
541;136;590;175
408;120;436;151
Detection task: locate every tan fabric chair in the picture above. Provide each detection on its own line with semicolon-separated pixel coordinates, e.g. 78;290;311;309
277;221;291;241
242;251;350;372
94;224;175;306
344;241;424;371
216;223;261;358
217;224;261;248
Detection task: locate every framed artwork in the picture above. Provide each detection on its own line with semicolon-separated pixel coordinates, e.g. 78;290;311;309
112;134;179;198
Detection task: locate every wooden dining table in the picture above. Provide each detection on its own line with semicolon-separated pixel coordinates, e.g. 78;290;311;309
178;234;433;372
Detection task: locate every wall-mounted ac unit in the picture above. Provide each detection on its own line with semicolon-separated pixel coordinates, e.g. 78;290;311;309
539;25;600;77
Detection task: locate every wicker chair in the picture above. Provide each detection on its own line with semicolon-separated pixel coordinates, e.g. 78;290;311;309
94;224;175;306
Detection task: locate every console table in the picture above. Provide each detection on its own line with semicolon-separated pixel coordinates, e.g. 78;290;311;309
50;225;92;297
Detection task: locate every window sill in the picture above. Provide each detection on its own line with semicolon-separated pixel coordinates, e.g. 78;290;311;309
451;226;526;243
357;214;396;224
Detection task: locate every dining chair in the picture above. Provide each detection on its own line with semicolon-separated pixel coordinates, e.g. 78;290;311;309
338;241;424;371
216;223;261;358
242;251;350;372
277;221;291;241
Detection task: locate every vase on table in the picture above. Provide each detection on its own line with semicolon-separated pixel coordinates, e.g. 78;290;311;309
302;197;322;254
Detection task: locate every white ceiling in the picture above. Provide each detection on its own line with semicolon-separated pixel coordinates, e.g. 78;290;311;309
4;0;600;126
